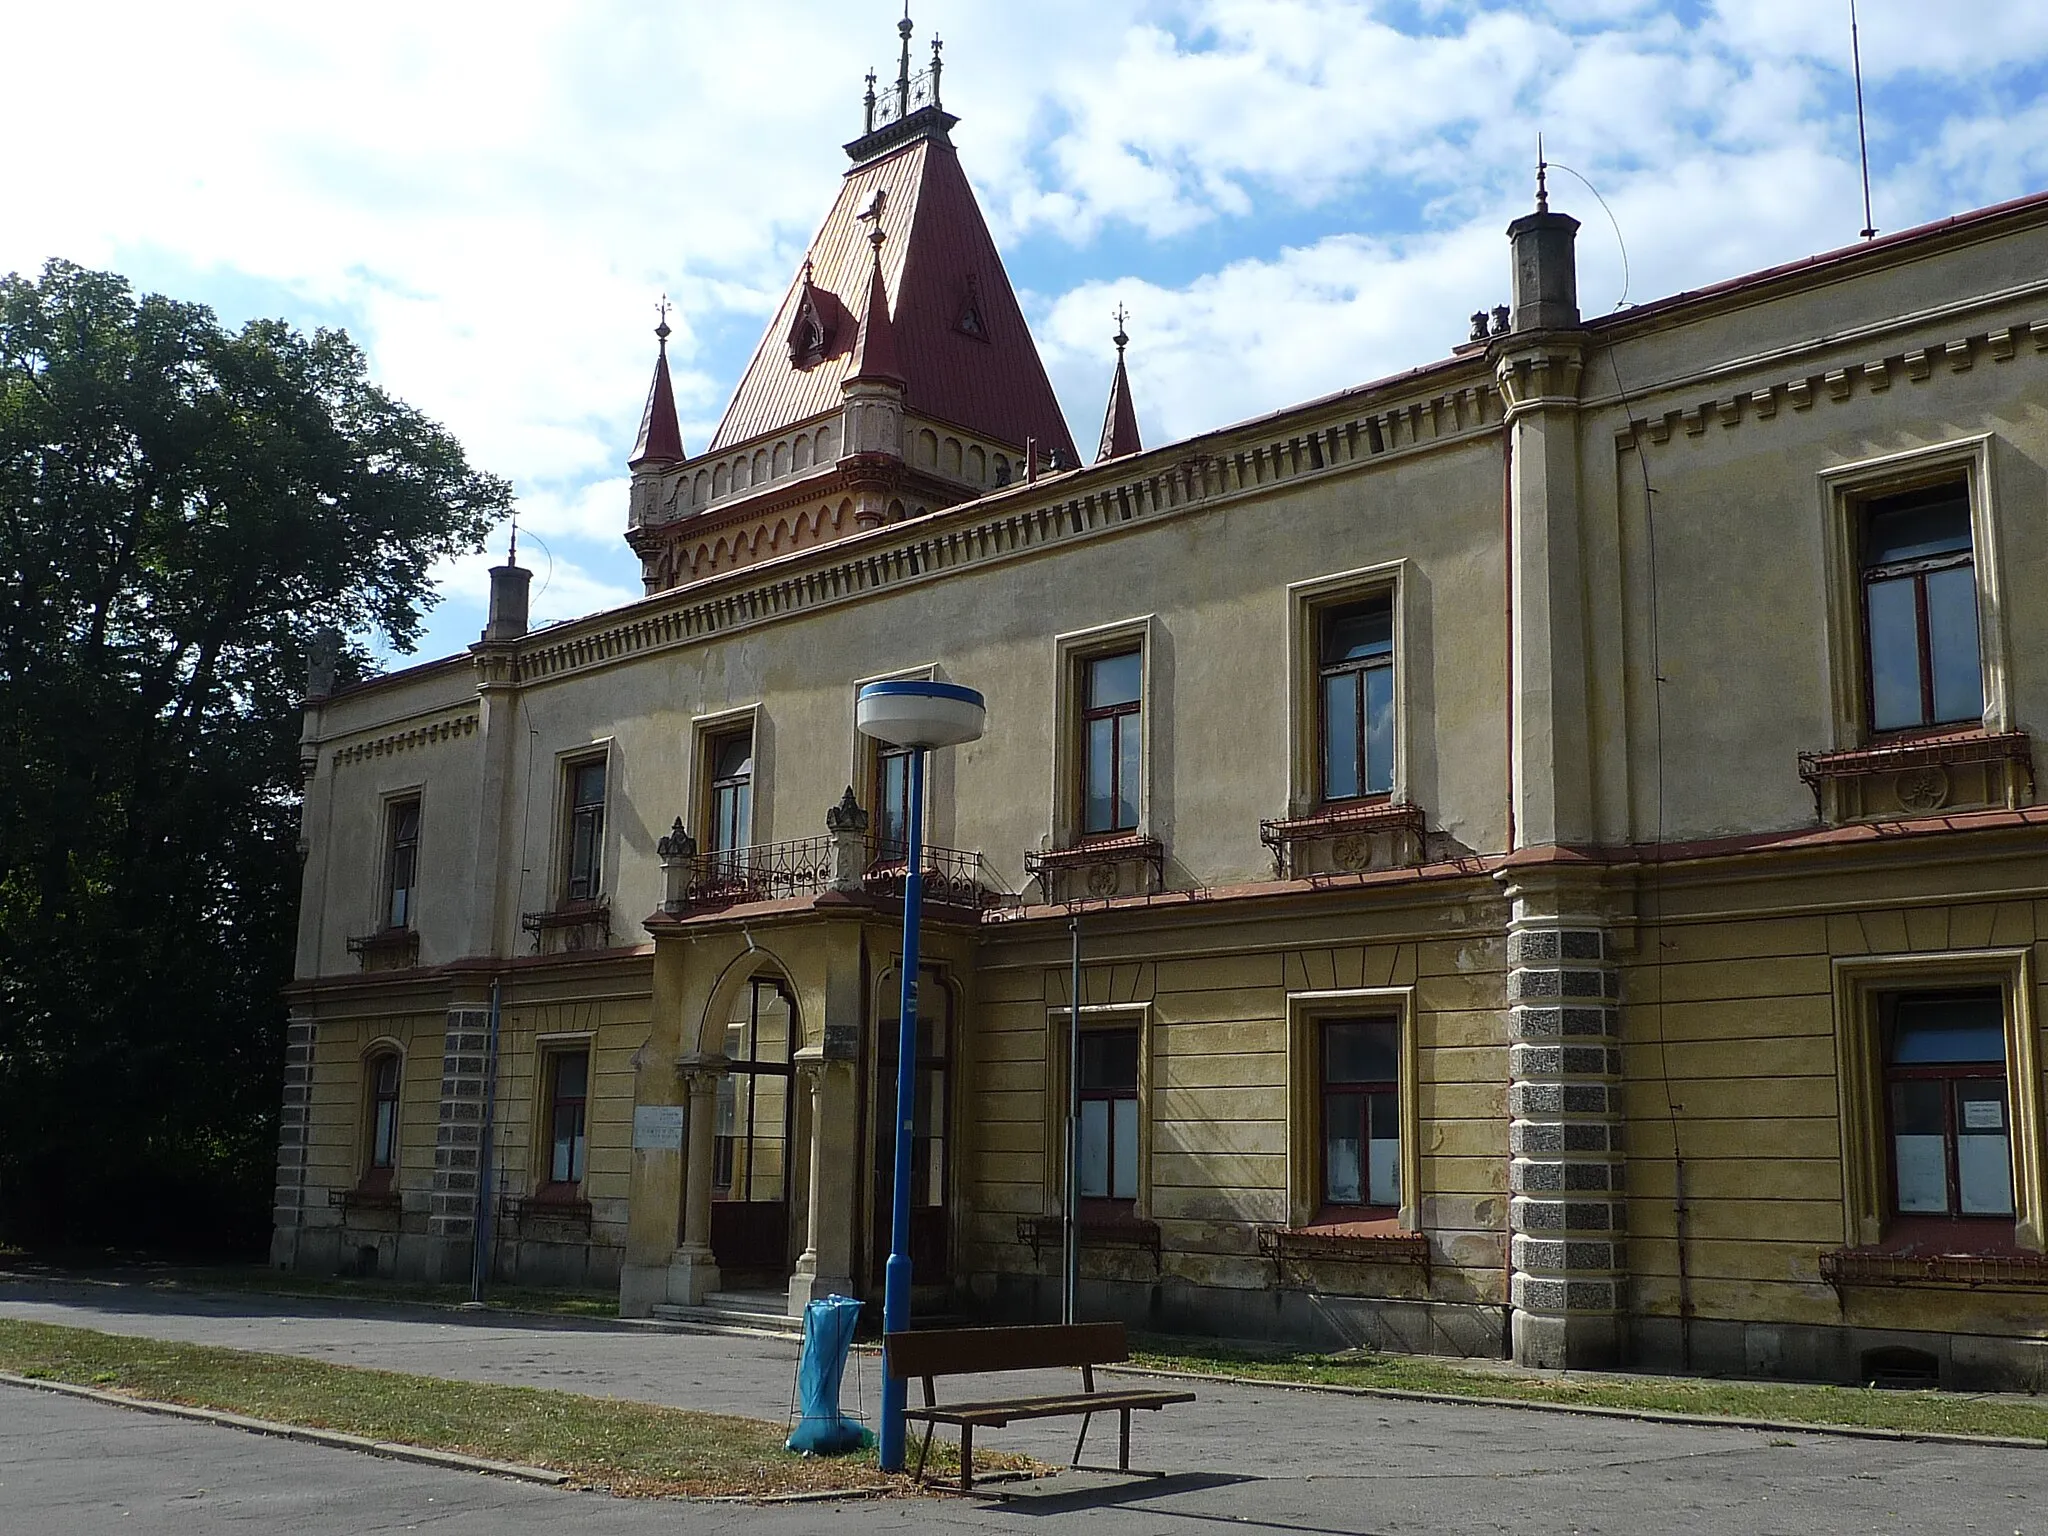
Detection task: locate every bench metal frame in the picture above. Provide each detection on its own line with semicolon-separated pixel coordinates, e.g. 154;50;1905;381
883;1321;1193;1492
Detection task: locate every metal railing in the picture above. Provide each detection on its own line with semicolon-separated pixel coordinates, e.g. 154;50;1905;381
670;834;1009;914
868;65;940;133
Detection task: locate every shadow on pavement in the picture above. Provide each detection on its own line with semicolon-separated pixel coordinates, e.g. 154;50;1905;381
988;1469;1256;1513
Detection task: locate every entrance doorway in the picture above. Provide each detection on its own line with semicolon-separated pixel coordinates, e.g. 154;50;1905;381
711;976;795;1279
871;965;952;1285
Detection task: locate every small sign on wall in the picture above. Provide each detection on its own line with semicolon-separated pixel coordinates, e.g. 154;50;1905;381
632;1104;686;1151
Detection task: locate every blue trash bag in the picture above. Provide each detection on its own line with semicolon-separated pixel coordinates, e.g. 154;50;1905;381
786;1294;873;1454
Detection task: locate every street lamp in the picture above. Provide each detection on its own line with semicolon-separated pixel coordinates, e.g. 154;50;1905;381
855;679;986;1474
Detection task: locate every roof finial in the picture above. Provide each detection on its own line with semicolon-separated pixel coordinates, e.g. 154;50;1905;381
655;293;672;346
930;34;943;110
506;510;519;568
897;5;914;118
1536;132;1549;213
1113;303;1130;352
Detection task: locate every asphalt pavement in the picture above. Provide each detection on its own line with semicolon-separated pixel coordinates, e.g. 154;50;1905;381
0;1277;2040;1535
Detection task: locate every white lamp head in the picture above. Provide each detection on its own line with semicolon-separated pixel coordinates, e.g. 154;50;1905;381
857;679;986;749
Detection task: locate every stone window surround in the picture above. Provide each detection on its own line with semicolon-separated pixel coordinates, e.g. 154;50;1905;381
1830;947;2045;1253
1050;615;1160;850
1817;435;2012;749
533;1031;597;1198
1039;1002;1155;1224
550;738;616;908
1284;986;1421;1232
687;705;763;853
1285;560;1410;818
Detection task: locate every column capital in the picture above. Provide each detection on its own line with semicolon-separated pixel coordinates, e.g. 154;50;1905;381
677;1052;731;1089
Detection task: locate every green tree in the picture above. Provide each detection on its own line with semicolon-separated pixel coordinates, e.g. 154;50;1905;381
0;260;510;1252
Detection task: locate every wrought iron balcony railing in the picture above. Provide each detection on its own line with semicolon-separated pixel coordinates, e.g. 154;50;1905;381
666;834;1010;915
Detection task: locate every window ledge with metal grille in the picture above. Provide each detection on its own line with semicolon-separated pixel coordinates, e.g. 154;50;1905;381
1819;1245;2048;1295
329;1187;402;1216
519;899;612;955
346;926;420;972
503;1191;594;1233
1025;834;1166;903
1798;729;2032;824
1257;1222;1431;1290
1259;800;1425;880
1015;1212;1161;1260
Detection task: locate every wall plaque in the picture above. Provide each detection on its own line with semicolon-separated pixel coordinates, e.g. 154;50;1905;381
632;1104;686;1151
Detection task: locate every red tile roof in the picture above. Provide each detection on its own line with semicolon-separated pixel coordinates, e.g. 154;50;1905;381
708;133;1077;462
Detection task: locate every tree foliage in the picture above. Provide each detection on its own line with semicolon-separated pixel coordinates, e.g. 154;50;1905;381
0;260;510;1252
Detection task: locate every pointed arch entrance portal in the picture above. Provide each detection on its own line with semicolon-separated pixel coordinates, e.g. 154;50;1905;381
710;976;796;1279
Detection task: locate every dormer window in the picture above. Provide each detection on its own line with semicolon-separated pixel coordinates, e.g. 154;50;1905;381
787;289;831;369
956;274;988;342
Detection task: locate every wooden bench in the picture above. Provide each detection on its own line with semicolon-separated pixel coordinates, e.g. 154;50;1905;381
883;1321;1194;1491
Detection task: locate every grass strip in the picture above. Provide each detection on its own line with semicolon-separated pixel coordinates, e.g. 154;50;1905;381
160;1268;622;1320
0;1317;896;1498
1127;1338;2048;1442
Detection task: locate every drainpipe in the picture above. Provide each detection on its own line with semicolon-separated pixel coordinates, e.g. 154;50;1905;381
1064;913;1082;1325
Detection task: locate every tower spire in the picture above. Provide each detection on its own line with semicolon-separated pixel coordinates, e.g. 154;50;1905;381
628;296;686;469
1096;305;1141;462
896;4;914;120
847;227;905;387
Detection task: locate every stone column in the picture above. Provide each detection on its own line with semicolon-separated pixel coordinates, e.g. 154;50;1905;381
426;1004;494;1283
787;1051;858;1315
1502;873;1625;1369
268;1009;318;1268
666;1054;727;1305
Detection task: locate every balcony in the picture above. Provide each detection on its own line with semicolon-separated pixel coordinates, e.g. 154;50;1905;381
346;926;419;973
660;832;1011;917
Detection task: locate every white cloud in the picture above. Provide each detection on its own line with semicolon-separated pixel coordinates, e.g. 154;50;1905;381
7;0;2048;664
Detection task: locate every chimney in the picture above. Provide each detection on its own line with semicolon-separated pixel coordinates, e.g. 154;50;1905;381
1507;161;1581;334
483;557;531;644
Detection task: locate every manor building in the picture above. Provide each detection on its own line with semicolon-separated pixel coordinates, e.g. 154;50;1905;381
275;20;2048;1387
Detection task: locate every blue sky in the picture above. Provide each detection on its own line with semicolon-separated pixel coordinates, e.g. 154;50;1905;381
8;0;2048;667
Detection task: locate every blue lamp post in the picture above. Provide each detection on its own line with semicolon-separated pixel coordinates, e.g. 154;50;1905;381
855;679;986;1473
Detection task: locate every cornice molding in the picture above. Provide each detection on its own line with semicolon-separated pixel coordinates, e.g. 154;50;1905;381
505;375;1504;690
1614;317;2048;451
330;711;479;769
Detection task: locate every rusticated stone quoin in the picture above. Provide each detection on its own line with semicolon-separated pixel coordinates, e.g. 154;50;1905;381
1507;915;1625;1369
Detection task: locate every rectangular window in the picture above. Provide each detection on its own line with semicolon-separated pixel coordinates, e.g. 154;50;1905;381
874;743;913;862
1883;990;2014;1222
708;731;753;855
1322;1017;1400;1210
1861;483;1983;735
1318;597;1395;801
564;759;606;903
1081;650;1142;835
546;1050;589;1187
369;1054;401;1172
1078;1029;1141;1204
385;799;420;931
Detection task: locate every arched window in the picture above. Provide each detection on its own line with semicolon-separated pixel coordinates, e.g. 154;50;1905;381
364;1052;401;1191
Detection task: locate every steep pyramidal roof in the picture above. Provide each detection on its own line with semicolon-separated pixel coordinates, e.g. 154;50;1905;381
1096;314;1141;462
708;126;1077;462
628;316;686;468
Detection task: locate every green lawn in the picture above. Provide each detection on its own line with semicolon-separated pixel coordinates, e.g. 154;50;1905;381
159;1267;621;1319
0;1318;892;1498
1127;1337;2048;1442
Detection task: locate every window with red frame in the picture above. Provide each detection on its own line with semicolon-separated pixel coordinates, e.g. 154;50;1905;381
545;1051;590;1189
1860;483;1983;735
1322;1017;1399;1212
1081;650;1141;835
1078;1029;1141;1208
1883;990;2013;1225
365;1053;400;1190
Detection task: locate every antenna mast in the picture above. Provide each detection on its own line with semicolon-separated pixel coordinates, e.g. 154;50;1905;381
1851;0;1877;240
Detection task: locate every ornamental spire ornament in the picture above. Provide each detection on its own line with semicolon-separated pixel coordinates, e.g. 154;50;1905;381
1096;305;1142;462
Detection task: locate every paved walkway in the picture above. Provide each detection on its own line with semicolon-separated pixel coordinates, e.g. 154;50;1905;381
1;1278;2042;1535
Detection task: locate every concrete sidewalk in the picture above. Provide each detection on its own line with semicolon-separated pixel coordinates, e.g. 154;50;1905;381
1;1277;2042;1535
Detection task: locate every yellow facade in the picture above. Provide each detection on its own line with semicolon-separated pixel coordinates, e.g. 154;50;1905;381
277;132;2048;1387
